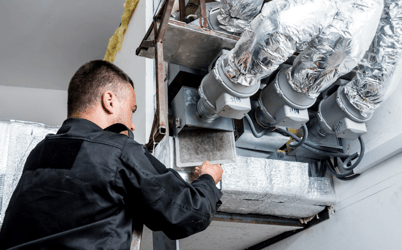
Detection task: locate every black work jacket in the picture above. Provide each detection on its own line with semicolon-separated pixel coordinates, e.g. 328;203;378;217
0;118;222;250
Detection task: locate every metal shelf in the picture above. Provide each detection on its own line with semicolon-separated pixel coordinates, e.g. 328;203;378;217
136;19;239;71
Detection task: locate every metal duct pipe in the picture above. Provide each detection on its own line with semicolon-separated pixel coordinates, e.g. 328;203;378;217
197;56;260;121
221;0;337;87
311;85;372;140
216;0;264;34
286;0;384;99
256;66;313;129
344;0;402;117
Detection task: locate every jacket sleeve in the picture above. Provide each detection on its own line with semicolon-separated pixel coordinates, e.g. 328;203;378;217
117;142;222;240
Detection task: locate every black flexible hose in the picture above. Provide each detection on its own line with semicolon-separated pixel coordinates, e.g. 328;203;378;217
338;136;365;171
274;127;350;158
274;127;341;152
324;159;355;178
244;114;265;138
289;124;308;148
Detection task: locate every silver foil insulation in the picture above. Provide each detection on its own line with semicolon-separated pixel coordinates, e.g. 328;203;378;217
344;0;402;117
287;0;384;99
222;0;337;87
219;156;336;218
156;137;336;219
0;120;59;229
217;0;264;33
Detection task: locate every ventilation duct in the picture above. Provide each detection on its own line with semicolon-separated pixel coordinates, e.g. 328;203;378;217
216;0;264;34
344;0;402;117
221;0;337;87
286;0;384;99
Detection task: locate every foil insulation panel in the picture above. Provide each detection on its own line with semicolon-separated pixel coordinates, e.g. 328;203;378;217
156;137;336;219
219;157;336;218
217;0;264;33
287;0;383;99
221;0;337;87
0;120;59;229
344;0;402;117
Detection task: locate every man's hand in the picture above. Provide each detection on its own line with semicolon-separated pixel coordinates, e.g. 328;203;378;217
194;161;223;185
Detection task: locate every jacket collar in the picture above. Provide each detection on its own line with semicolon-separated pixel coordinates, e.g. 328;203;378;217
57;118;103;135
57;118;134;139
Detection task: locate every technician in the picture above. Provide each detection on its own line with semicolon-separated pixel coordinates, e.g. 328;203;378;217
0;60;223;250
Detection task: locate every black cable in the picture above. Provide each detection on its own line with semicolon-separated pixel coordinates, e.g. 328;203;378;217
274;127;350;157
244;114;265;138
324;159;353;177
274;127;342;153
338;136;365;171
324;159;360;181
289;124;308;148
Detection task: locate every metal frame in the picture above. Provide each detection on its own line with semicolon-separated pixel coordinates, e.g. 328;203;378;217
135;1;332;248
140;0;210;152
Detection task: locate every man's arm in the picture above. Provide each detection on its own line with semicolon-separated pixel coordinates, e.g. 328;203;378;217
117;143;223;240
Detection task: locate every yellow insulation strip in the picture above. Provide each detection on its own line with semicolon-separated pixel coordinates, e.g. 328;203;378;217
104;0;140;63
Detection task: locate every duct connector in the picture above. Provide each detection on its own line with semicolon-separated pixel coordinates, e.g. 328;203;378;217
311;84;372;140
256;66;314;129
215;0;337;128
286;0;384;99
197;56;260;122
344;0;402;118
216;0;264;34
282;0;383;137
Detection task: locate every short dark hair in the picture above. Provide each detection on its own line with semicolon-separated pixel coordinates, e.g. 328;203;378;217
67;60;134;117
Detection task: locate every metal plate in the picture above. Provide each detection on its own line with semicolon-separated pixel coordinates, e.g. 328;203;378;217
171;87;234;136
137;20;239;71
175;129;236;167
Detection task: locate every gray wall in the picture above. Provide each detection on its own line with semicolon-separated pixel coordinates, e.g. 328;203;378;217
0;85;67;126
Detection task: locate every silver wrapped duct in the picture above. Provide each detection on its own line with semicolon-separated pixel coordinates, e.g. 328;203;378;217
0;120;59;229
287;0;384;99
222;0;337;86
344;0;402;117
217;0;264;33
156;138;336;219
219;156;336;218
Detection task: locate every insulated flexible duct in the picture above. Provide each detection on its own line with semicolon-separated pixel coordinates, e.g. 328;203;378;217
217;0;264;33
344;0;402;117
287;0;384;99
221;0;337;87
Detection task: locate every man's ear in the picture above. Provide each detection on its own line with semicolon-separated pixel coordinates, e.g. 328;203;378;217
101;91;115;114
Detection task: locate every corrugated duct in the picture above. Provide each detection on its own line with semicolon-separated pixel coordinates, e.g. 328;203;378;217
344;0;402;117
221;0;337;87
217;0;264;33
286;0;384;99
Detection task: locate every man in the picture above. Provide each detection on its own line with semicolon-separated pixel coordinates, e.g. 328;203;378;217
0;60;223;250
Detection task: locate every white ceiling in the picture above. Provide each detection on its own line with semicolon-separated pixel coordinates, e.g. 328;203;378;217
0;0;125;90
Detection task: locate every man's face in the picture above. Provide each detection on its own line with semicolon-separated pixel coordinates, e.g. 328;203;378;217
115;84;137;132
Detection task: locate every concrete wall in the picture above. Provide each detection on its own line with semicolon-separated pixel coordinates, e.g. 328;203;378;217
0;85;67;126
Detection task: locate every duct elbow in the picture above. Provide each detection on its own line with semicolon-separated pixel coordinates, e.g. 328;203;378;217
287;0;384;99
220;0;337;87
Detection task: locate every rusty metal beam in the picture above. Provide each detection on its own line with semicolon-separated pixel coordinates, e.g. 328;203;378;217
199;0;208;29
156;0;175;42
179;0;186;22
147;22;168;152
136;22;155;55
